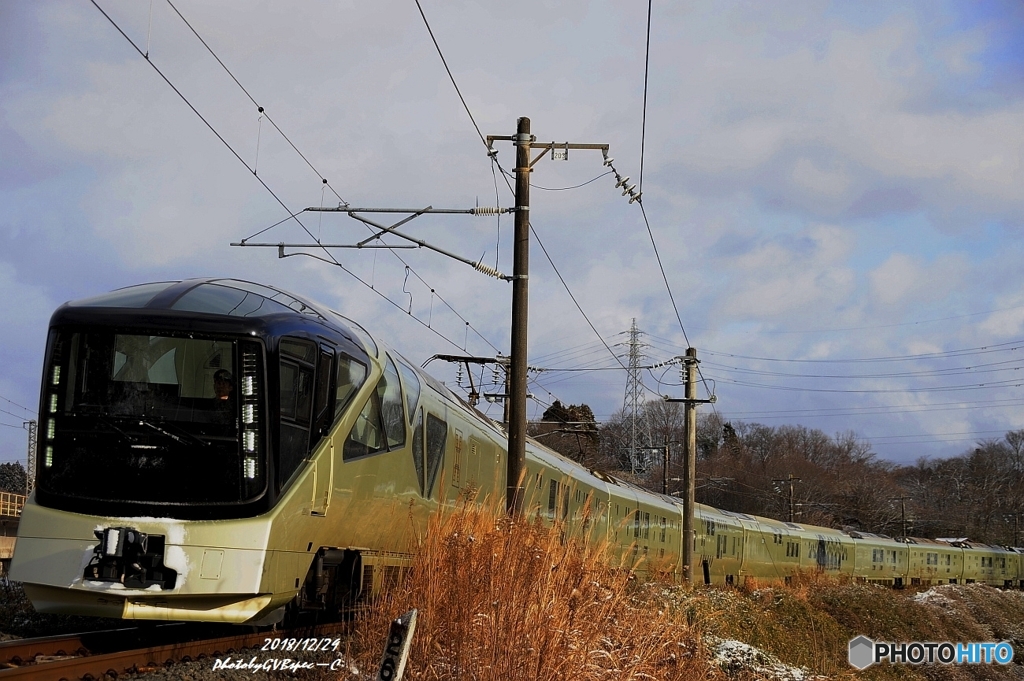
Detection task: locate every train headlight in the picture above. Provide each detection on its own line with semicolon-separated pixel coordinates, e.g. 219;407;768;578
241;345;261;481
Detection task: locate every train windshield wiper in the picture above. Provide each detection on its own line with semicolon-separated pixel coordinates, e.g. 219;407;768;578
135;418;211;448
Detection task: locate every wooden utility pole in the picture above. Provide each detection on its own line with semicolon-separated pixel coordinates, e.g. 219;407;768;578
506;116;532;517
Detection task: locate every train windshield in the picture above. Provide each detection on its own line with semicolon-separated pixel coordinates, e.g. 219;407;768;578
37;331;267;506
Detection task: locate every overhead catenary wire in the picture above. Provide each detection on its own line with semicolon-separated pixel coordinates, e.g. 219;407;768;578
0;407;32;421
167;0;500;354
163;0;349;207
91;0;497;357
0;395;34;415
121;0;500;356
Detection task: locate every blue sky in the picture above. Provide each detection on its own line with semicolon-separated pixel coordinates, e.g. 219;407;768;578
1;0;1022;466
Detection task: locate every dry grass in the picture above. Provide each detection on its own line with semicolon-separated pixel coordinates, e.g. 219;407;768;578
350;499;717;680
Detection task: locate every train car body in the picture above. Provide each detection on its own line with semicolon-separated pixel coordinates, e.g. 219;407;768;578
10;279;1023;625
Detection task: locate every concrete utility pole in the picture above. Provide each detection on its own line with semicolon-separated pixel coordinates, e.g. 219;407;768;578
889;496;910;538
682;349;696;582
664;347;713;584
486;120;609;518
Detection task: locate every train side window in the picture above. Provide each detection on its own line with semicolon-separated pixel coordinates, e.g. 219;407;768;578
412;407;425;494
279;338;316;483
425;412;447;497
335;355;367;420
395;359;421;421
380;356;406;449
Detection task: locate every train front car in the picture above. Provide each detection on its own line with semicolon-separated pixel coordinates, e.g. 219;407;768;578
10;279;377;624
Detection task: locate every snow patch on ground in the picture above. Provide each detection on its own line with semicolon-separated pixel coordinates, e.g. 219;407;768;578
912;586;954;607
708;636;826;680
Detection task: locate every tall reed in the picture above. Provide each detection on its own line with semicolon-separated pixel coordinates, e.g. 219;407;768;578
352;499;714;680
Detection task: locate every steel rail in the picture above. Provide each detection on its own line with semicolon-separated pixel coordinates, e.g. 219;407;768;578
0;622;349;680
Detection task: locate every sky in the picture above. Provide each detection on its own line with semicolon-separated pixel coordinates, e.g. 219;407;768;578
1;0;1023;467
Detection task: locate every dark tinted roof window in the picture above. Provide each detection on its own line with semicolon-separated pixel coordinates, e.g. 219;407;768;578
171;283;295;317
72;282;177;309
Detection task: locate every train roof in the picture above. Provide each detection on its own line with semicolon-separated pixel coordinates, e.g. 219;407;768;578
54;278;379;357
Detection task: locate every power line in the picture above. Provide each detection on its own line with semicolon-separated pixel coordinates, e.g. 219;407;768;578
707;374;1024;394
639;0;652;196
413;0;665;406
722;396;1024;419
701;358;1024;380
531;171;612;191
413;0;486;148
701;339;1024;364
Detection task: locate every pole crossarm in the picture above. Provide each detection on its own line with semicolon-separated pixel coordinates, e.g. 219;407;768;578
230;242;415;249
235;205;512;280
235;205;514;279
305;207;513;215
423;354;500;366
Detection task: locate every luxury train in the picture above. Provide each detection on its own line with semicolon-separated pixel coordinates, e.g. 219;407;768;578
10;279;1022;625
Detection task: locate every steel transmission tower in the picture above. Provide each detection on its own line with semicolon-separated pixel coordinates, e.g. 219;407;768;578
622;319;652;473
24;420;36;496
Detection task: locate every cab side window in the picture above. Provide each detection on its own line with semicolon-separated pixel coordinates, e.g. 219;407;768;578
279;338;316;483
310;347;335;444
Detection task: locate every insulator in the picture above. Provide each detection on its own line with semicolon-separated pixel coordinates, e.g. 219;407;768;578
473;261;507;280
629;191;642;204
615;176;630;189
471;206;503;215
622;183;637;196
603;156;614;166
456;363;463;385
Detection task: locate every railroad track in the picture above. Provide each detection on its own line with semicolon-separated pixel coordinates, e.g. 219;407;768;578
0;622;350;680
